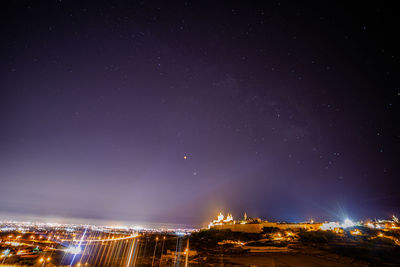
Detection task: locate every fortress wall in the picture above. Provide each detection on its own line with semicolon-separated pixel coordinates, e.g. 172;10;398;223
211;223;263;233
210;222;322;233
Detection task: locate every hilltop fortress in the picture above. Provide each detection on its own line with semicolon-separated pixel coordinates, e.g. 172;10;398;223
208;212;322;233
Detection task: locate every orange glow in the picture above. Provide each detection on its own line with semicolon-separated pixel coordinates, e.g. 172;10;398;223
208;212;235;228
350;229;362;236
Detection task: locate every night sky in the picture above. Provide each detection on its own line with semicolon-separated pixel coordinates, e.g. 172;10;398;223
1;1;399;227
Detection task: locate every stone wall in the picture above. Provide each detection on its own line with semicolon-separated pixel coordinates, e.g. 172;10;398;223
211;223;263;233
210;222;322;233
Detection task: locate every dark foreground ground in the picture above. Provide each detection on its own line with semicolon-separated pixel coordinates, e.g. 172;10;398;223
219;254;358;267
182;228;400;267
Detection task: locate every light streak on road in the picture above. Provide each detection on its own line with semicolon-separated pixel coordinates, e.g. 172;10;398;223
69;226;88;266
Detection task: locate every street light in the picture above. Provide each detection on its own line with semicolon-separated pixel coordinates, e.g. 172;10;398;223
1;249;11;264
151;237;159;267
159;236;166;267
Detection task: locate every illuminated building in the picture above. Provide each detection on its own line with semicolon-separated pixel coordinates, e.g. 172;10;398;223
207;213;322;233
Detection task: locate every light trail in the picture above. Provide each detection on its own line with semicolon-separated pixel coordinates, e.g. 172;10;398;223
97;233;111;266
125;238;136;267
132;238;139;267
69;226;88;266
61;233;138;244
159;236;166;267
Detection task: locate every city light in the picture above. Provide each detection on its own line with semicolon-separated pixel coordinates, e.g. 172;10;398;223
0;214;398;266
320;222;340;230
342;219;355;228
65;246;82;255
350;229;362;236
208;212;234;228
2;249;10;257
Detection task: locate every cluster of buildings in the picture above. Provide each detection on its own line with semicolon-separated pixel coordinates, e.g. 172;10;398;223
207;213;400;234
207;212;321;233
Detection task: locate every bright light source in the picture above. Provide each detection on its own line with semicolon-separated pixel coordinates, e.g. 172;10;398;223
132;225;143;231
350;229;362;236
175;232;186;236
366;222;375;228
320;222;340;230
2;249;10;256
342;219;355;228
64;246;82;254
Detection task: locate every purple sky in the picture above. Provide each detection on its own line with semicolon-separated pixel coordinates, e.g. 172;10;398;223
1;1;399;226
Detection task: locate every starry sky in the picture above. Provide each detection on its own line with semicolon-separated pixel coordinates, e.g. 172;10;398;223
1;1;399;227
